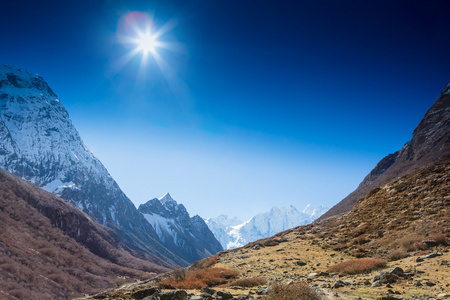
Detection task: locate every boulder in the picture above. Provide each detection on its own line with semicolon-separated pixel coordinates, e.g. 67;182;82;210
130;287;160;299
296;260;307;266
236;294;253;299
333;280;346;288
159;290;188;300
256;287;269;295
214;291;234;300
372;281;382;287
202;287;216;295
380;295;404;300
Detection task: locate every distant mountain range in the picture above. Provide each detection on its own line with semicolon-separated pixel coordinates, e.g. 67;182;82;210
206;204;328;249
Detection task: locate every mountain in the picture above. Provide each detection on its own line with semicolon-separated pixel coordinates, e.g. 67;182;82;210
320;83;450;220
206;204;328;249
0;65;188;266
138;193;223;263
0;168;170;300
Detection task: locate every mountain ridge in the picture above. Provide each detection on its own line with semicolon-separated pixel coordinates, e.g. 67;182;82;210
320;83;450;220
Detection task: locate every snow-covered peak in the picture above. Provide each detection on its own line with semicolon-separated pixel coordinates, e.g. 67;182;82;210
302;204;329;218
139;193;189;222
206;204;329;249
205;215;243;228
0;65;56;98
159;192;175;205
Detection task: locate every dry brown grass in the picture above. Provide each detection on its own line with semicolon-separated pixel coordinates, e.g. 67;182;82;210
220;277;267;288
387;249;408;261
413;241;428;251
431;232;448;245
327;258;387;275
190;254;219;270
263;282;321;300
156;267;239;290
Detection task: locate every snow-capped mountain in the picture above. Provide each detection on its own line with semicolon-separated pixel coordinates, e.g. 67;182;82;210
139;193;223;263
206;204;328;249
204;215;243;250
0;65;187;266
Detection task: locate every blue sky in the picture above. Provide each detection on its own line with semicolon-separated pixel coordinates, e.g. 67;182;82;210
1;0;449;220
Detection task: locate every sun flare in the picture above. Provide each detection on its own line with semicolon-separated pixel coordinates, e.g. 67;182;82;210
134;31;157;55
116;11;182;77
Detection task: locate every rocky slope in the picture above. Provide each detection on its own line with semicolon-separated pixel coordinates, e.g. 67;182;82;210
320;83;450;220
0;65;200;266
206;205;328;249
0;168;170;300
139;193;223;263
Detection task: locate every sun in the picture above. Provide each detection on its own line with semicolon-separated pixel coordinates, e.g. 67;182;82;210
134;30;158;55
116;11;183;77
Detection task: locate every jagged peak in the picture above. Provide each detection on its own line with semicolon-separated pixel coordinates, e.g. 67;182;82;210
158;192;175;204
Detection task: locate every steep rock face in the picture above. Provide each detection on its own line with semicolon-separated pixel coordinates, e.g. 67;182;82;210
320;83;450;220
139;193;223;263
207;204;328;249
0;65;184;266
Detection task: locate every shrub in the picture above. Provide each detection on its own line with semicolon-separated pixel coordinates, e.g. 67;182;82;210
173;268;186;283
332;243;347;251
191;254;219;270
393;182;411;193
387;249;407;261
431;233;447;245
399;235;424;251
413;241;427;251
263;282;321;300
221;277;267;288
262;239;280;247
352;246;367;258
156;267;239;289
351;223;369;237
327;258;387;275
353;235;369;245
368;187;381;197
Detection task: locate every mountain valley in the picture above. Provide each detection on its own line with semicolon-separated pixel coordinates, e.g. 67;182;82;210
79;82;449;299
